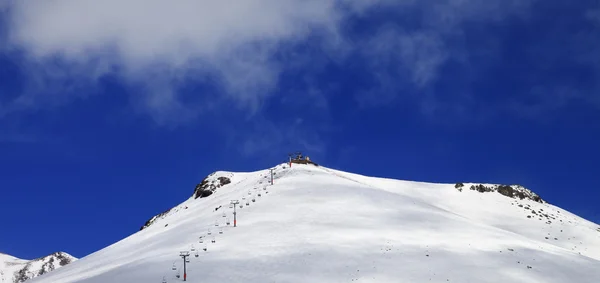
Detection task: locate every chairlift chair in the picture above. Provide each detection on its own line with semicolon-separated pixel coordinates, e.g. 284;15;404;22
199;238;204;243
185;258;190;263
211;236;216;243
191;245;195;251
258;193;262;197
246;201;249;205
219;227;223;234
226;218;230;225
252;198;256;202
208;229;212;235
203;244;207;251
172;263;176;270
222;212;226;217
195;251;199;258
215;220;219;227
228;203;233;209
162;276;167;283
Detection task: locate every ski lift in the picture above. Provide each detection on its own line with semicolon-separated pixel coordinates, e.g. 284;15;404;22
199;238;204;243
191;244;195;251
203;243;207;251
246;201;249;205
226;218;230;225
252;197;256;202
195;250;199;258
222;212;226;218
211;236;216;243
258;193;262;197
162;276;167;283
208;228;212;235
176;270;181;279
248;191;251;195
263;187;267;190
240;204;243;208
219;227;223;234
215;220;219;227
228;203;233;209
172;263;176;270
185;258;190;263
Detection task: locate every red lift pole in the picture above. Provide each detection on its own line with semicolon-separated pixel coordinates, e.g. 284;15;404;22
230;200;239;227
179;251;189;281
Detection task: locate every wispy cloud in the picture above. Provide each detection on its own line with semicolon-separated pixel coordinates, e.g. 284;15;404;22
1;0;598;128
2;0;363;122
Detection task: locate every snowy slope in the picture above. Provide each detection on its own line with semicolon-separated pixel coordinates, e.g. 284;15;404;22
1;252;76;283
30;164;600;283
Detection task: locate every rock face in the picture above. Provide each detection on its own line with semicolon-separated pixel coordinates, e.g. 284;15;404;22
139;207;173;230
140;171;232;231
1;251;76;283
192;174;231;199
457;183;544;203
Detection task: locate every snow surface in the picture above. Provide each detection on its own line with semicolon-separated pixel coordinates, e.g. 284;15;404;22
1;252;76;283
30;164;600;283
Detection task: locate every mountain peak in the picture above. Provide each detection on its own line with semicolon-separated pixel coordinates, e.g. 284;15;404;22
54;163;600;283
1;251;76;283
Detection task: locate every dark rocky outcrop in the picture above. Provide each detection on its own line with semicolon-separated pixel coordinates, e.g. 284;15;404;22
140;172;232;231
12;252;75;283
462;183;544;203
192;176;231;199
140;207;172;231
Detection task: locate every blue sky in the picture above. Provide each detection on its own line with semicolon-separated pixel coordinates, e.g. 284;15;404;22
1;0;599;259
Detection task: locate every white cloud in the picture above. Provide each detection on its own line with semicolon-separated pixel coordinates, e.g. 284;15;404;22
0;0;546;123
3;0;355;121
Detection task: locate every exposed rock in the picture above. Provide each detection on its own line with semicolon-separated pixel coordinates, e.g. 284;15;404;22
140;172;232;231
140;207;172;230
192;176;231;199
464;183;544;203
11;252;75;283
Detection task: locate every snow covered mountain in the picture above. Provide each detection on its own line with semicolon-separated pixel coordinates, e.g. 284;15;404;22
30;163;600;283
1;251;76;283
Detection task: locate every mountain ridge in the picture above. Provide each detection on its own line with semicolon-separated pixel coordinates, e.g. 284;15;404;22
28;163;600;282
1;251;76;283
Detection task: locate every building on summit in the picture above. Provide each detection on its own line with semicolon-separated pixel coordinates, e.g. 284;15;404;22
288;151;318;166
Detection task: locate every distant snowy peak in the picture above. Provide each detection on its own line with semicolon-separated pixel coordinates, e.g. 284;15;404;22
140;171;236;231
1;251;76;283
455;182;544;203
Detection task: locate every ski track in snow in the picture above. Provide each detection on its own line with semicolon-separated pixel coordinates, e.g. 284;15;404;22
28;164;600;283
